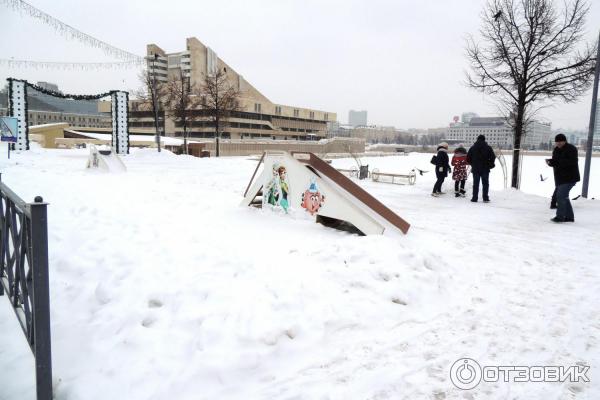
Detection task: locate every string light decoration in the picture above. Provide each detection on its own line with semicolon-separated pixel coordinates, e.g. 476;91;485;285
8;78;114;100
7;78;131;154
0;58;142;70
0;0;144;64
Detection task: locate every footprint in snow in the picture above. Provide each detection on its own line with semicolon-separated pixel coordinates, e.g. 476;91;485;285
148;299;163;308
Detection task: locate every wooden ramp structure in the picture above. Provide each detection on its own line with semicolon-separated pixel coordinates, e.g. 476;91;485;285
241;151;410;235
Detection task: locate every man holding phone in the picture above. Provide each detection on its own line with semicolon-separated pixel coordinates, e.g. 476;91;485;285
546;134;580;223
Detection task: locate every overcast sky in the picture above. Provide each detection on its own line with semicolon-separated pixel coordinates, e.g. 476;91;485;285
1;0;598;130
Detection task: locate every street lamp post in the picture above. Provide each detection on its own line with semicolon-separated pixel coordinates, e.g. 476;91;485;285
151;53;162;153
582;31;600;198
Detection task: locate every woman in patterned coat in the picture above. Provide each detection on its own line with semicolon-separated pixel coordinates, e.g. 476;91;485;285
451;145;469;197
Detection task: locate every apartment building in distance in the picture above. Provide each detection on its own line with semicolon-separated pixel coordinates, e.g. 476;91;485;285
0;108;110;129
447;113;552;149
0;81;111;129
348;110;367;127
132;37;336;140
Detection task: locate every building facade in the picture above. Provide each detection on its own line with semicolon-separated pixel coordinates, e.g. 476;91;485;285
133;37;336;141
348;110;367;127
0;108;111;129
448;116;551;149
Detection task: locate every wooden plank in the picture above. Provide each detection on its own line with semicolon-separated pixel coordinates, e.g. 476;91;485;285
243;152;266;197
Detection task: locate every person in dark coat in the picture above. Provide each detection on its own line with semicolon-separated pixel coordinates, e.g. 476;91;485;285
546;134;580;222
451;145;468;197
431;142;451;196
466;135;496;203
550;170;558;209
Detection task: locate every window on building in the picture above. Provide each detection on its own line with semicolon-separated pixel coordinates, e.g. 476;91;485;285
254;103;261;113
294;109;299;117
275;106;282;115
324;113;329;121
309;111;314;119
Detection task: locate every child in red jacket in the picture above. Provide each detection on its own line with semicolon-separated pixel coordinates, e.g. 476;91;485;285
451;145;469;197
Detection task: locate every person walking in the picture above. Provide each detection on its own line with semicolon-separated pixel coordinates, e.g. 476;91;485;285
466;135;496;203
550;174;558;209
546;134;580;222
431;142;450;197
451;144;468;197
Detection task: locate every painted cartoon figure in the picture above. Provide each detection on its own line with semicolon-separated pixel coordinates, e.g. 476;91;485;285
277;166;290;211
301;179;325;215
264;163;290;212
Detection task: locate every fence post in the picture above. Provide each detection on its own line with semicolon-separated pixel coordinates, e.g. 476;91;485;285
29;196;53;400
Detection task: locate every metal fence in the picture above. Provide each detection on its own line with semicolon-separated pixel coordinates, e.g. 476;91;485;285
0;174;52;400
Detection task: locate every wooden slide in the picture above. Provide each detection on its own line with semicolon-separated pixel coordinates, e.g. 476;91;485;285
241;151;410;235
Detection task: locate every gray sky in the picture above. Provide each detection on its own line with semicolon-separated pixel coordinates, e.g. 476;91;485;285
1;0;598;130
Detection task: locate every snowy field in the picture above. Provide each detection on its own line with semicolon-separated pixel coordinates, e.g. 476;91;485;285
1;147;599;400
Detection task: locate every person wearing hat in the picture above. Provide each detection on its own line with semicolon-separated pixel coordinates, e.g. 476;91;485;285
546;133;580;222
431;142;451;197
451;144;469;197
466;135;496;203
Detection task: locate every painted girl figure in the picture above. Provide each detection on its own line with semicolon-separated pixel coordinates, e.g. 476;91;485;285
265;163;290;213
277;166;290;212
451;145;469;197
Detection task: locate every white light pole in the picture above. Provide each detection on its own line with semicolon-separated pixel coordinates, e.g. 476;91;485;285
582;32;599;198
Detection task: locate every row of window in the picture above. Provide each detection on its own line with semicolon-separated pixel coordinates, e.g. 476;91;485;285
129;121;165;128
281;127;319;133
30;113;108;124
265;104;328;121
174;121;272;130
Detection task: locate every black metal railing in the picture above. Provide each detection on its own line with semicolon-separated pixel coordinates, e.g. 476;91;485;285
0;174;52;400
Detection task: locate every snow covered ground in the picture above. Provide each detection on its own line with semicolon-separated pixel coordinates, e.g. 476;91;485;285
1;147;599;400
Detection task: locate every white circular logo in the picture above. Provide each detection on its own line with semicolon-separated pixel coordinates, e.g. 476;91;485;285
450;358;482;390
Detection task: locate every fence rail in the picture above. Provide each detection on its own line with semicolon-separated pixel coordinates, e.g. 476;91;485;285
0;174;52;400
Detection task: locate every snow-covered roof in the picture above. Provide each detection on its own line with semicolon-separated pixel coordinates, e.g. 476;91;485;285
69;131;198;146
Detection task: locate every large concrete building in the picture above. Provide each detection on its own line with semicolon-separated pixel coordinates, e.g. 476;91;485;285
447;116;551;149
132;37;336;141
0;81;107;126
0;108;110;129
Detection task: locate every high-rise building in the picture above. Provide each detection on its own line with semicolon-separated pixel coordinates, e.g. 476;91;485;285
348;110;367;127
135;37;336;140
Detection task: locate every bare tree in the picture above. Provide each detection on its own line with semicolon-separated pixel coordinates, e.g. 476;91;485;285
466;0;597;188
134;68;166;152
163;70;201;155
198;68;241;157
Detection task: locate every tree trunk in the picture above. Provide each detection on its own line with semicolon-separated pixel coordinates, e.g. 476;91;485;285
152;88;161;153
215;114;220;157
511;104;525;189
183;124;188;155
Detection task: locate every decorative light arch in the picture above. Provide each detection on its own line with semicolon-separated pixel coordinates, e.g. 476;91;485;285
7;78;130;154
